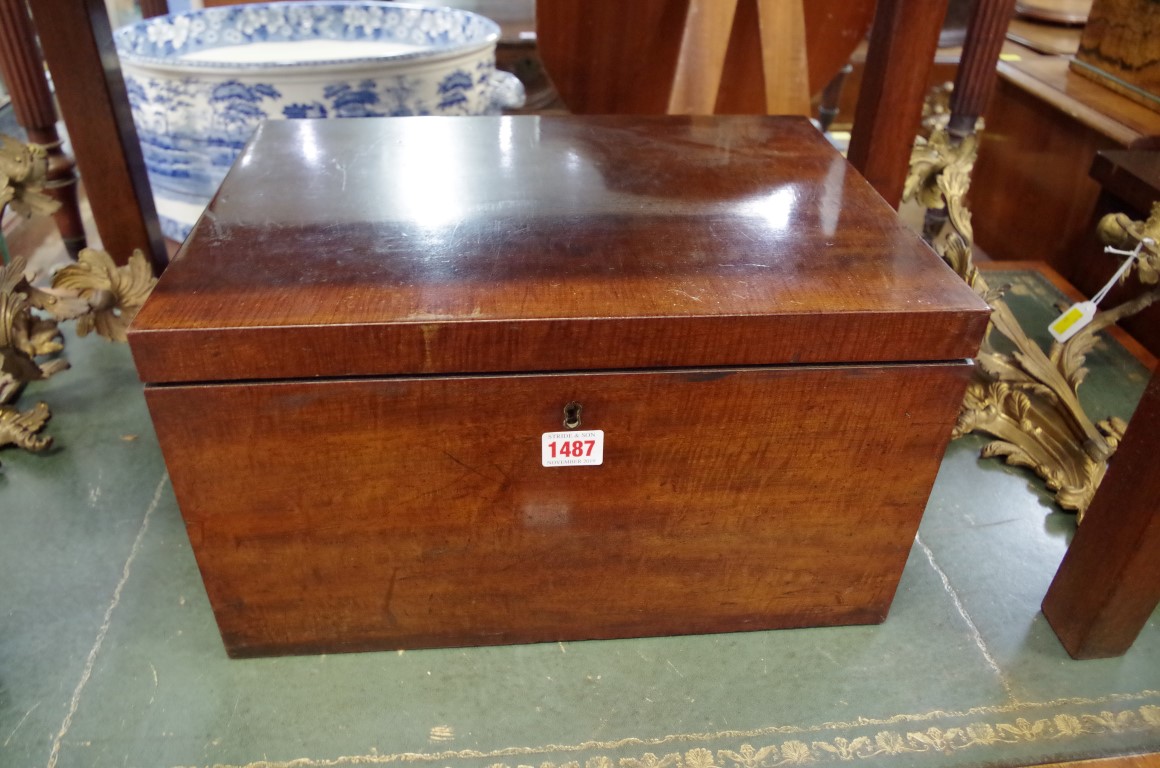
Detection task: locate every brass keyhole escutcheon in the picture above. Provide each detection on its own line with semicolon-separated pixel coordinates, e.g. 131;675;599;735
563;401;582;429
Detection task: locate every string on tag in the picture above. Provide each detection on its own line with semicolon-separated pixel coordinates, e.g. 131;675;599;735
1048;237;1154;344
1091;238;1152;306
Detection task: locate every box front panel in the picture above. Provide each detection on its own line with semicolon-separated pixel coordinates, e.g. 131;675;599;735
146;364;970;657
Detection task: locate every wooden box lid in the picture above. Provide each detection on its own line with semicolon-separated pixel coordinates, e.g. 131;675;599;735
129;116;989;384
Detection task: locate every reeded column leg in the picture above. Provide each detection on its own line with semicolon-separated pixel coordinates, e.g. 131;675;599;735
946;0;1018;138
0;0;86;258
920;0;1017;240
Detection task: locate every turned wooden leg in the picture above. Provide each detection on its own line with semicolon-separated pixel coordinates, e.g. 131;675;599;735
947;0;1018;138
1042;371;1160;659
28;0;168;273
817;63;853;132
0;0;87;259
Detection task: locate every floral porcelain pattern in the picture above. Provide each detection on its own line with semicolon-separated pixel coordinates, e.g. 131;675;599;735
115;2;521;241
115;2;497;66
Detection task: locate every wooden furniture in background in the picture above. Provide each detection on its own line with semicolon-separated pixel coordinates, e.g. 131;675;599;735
129;116;988;656
1016;0;1094;24
536;0;947;207
667;0;744;114
1073;0;1160;114
0;0;86;258
1042;369;1160;658
1067;150;1160;358
535;0;875;116
947;0;1020;137
1006;18;1083;55
665;0;812;116
847;0;949;206
971;54;1160;271
753;0;811;115
138;0;169;17
27;0;167;273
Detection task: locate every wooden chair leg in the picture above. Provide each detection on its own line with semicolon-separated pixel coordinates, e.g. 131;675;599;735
847;0;948;208
817;63;853;132
667;0;739;114
0;0;86;259
755;0;811;116
28;0;168;273
947;0;1018;137
1042;370;1160;659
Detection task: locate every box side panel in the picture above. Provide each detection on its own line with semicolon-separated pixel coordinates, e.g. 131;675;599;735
145;363;970;657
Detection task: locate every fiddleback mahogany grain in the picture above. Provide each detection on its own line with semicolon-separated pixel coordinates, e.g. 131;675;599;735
130;115;989;656
130;117;988;384
148;363;973;657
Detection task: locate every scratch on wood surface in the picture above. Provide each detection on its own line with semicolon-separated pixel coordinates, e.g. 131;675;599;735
383;567;401;627
669;288;703;303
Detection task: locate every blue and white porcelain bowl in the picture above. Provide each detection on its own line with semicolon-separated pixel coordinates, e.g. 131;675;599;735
114;1;524;240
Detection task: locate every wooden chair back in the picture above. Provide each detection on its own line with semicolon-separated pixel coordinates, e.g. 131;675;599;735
536;0;876;116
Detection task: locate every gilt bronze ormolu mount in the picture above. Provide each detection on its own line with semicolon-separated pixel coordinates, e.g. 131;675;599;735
906;123;1159;520
0;134;157;461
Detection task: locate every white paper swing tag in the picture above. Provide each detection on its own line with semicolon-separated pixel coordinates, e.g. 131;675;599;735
1048;301;1097;343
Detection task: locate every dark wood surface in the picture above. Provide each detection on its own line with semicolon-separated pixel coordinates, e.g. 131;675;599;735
847;0;950;208
139;0;170;17
27;0;167;272
1001;56;1160;144
129;116;988;384
1006;18;1083;56
1090;149;1160;213
1042;369;1160;658
534;0;689;114
146;362;972;656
